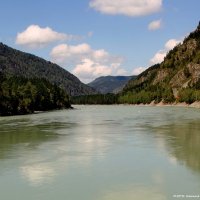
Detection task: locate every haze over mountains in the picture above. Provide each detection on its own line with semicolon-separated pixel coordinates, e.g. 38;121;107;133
88;76;136;94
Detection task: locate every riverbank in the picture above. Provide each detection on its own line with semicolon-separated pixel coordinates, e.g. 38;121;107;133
73;101;200;109
136;101;200;109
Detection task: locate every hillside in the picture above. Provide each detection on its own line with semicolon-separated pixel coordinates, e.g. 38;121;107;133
0;73;71;116
88;76;136;94
0;43;96;96
120;22;200;104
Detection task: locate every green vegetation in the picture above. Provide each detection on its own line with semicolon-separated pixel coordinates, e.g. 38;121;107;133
118;22;200;105
71;93;118;104
64;23;200;106
71;84;175;105
119;85;175;104
1;23;200;110
0;73;71;116
178;85;200;104
0;43;95;96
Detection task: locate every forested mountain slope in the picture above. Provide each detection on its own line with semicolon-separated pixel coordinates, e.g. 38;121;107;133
120;22;200;104
0;73;71;116
0;43;96;96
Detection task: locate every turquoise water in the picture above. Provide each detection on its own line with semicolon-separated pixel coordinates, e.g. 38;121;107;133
0;105;200;200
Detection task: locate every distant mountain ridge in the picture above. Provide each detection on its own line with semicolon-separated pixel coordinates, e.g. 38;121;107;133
0;43;96;96
120;22;200;104
88;76;136;94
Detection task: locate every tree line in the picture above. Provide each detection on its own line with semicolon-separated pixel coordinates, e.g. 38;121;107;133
0;73;71;116
71;85;200;105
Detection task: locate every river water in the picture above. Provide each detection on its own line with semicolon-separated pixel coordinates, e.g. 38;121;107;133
0;105;200;200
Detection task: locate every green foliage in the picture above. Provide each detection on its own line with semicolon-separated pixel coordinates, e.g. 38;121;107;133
119;86;175;104
0;43;95;96
162;88;176;103
178;88;200;104
118;91;153;104
72;22;200;106
72;86;175;105
71;94;118;105
0;73;71;116
120;22;200;105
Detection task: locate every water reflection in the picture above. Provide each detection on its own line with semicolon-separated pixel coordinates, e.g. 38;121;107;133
0;113;76;160
20;164;56;186
0;106;200;199
153;120;200;173
0;111;114;186
0;113;77;186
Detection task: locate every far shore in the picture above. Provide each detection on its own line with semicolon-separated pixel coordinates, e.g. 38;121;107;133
128;101;200;109
72;101;200;109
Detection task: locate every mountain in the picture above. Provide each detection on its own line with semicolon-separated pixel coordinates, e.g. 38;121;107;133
0;43;96;96
120;22;200;104
88;76;136;94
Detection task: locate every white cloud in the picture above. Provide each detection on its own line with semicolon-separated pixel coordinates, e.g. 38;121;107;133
51;43;91;57
150;39;182;65
72;59;112;83
50;43;92;64
116;68;128;76
51;43;123;65
16;25;77;48
165;39;181;50
132;67;147;75
148;19;162;31
89;0;162;17
150;50;166;64
50;43;127;83
93;49;109;60
72;59;128;83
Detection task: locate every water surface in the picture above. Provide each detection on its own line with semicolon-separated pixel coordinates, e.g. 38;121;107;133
0;105;200;200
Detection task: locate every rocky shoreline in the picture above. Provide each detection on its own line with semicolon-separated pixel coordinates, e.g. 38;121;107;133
136;101;200;109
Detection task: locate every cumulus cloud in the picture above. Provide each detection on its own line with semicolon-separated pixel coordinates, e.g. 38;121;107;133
16;25;77;48
164;39;181;50
51;43;123;65
50;43;127;83
150;39;182;64
132;67;147;75
72;59;128;83
72;59;112;83
51;43;91;57
150;50;166;64
148;19;162;31
116;68;128;76
89;0;162;17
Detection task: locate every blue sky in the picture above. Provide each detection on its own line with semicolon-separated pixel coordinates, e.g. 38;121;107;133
0;0;200;83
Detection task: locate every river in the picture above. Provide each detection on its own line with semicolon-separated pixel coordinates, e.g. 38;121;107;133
0;105;200;200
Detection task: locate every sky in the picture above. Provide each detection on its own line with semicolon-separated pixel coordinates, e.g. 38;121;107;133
0;0;200;83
